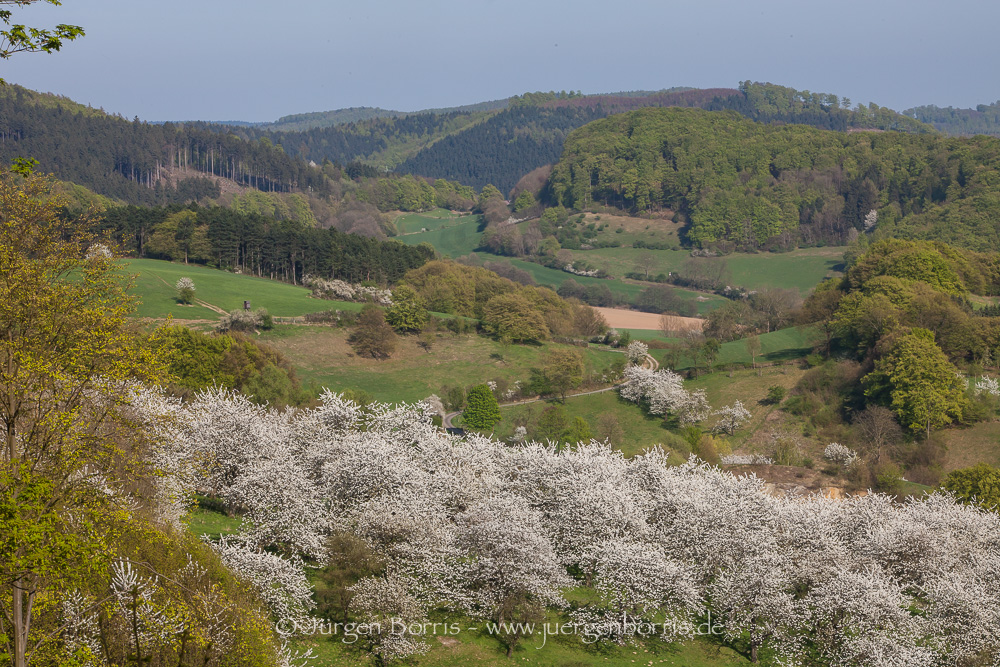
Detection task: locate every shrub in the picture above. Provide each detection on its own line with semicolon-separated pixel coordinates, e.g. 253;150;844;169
764;385;787;405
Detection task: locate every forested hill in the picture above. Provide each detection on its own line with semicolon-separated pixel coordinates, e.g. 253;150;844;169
258;98;511;132
905;101;1000;137
1;81;935;207
397;83;931;192
549;107;1000;251
0;85;331;206
209;82;934;194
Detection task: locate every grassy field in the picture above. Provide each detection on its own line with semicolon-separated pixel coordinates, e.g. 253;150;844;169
395;208;482;235
688;366;810;451
493;390;678;458
259;326;624;403
478;257;727;315
941;421;1000;472
566;246;842;296
669;327;817;371
186;508;241;541
124;259;361;320
396;216;484;258
292;627;751;667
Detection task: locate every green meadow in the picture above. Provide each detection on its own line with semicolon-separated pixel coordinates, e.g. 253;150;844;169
123;258;360;319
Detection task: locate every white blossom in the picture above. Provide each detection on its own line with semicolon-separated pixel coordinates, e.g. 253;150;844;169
824;442;858;467
303;276;392;305
975;375;1000;397
132;387;1000;664
711;400;751;435
174;276;196;292
618;366;710;424
721;454;774;465
625;340;649;365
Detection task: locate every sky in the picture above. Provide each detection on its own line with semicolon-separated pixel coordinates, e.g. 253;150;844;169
4;0;999;123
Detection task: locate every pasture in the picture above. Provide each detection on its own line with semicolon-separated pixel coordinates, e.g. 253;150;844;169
123;258;360;319
396;215;484;257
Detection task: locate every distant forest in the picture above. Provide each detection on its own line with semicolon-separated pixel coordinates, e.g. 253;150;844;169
0;86;330;206
550;106;1000;250
905;101;1000;137
0;82;938;214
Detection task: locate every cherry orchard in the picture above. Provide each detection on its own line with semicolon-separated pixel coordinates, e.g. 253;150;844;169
131;387;1000;666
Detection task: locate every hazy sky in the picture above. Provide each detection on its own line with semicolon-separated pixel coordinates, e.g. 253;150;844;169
4;0;998;122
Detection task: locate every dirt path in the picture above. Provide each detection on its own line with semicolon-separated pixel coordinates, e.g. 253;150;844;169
146;270;228;315
442;351;657;430
594;307;703;332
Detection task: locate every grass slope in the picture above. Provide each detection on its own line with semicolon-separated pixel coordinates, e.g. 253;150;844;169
259;326;623;403
125;259;360;319
673;326;817;370
292;628;751;667
395;208;483;235
568;246;842;295
396;216;485;258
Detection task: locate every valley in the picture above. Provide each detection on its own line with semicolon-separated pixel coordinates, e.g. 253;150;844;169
6;6;1000;663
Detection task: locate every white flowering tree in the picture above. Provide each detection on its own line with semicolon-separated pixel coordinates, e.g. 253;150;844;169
625;340;649;365
618;366;710;424
131;387;1000;665
175;276;196;304
711;400;751;435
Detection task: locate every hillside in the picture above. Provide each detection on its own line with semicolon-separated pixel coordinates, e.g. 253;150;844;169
550;106;1000;250
0;84;329;205
1;82;933;209
209;83;934;194
905;100;1000;137
259;98;510;132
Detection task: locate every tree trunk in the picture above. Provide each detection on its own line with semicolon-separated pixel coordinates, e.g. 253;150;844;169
12;581;31;667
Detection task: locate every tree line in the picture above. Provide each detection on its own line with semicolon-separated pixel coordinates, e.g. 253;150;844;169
98;204;435;284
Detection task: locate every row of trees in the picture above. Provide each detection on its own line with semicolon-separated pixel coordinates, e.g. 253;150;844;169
100;204;435;284
401;261;607;342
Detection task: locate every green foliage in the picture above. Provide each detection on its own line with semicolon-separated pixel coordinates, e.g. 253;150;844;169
161;326;311;406
905;100;1000;138
513;190;536;212
566;416;593;443
764;385;787;405
535;405;570;443
941;463;1000;511
543;348;585;400
462;384;502;430
0;2;84;86
846;239;971;296
480;291;550;343
864;329;968;435
385;285;429;333
551;106;999;249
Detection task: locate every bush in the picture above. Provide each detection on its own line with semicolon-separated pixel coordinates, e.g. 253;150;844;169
874;461;903;493
764;385;787;405
215;307;272;333
348;304;397;360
